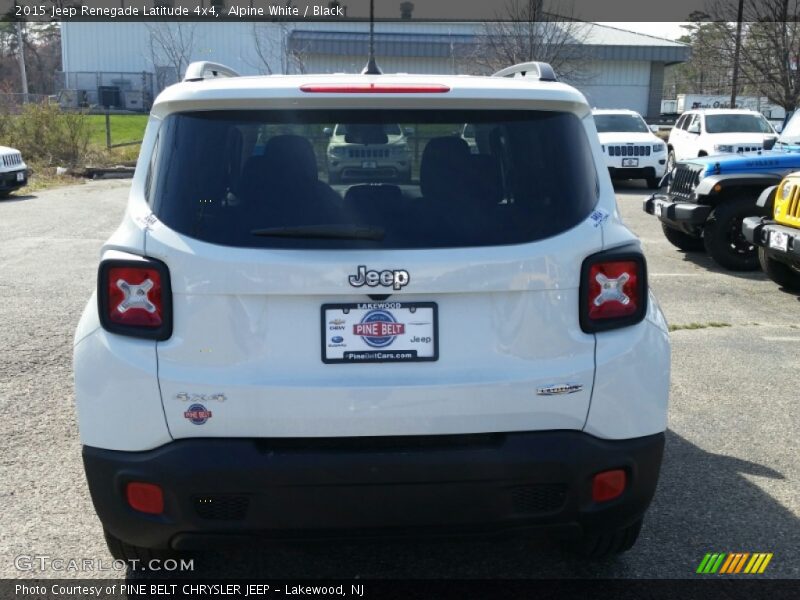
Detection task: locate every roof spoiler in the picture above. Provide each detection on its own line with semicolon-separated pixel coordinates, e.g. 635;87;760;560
492;61;557;82
183;61;240;82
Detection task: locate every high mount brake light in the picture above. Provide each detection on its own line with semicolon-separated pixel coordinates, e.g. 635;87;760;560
580;248;647;333
299;83;451;94
98;258;173;340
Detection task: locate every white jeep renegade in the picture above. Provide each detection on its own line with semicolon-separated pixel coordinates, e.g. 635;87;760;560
73;61;670;561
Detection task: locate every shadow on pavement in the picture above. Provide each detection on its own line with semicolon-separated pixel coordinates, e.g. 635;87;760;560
0;193;35;203
125;430;797;580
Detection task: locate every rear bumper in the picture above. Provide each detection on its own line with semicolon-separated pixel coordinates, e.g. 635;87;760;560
742;217;800;262
83;431;664;550
643;194;711;231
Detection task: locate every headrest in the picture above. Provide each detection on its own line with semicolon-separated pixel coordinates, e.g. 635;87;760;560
420;137;471;199
263;135;318;183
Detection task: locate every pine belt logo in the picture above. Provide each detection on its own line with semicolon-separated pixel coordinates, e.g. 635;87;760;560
348;265;410;291
696;552;773;574
354;310;405;348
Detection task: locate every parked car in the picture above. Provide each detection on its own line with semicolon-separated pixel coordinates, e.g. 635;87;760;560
644;110;800;270
592;109;668;189
74;60;670;561
667;109;778;170
325;122;412;183
0;145;27;197
742;172;800;290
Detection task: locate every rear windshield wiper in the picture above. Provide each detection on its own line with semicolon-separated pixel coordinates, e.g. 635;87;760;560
251;224;385;241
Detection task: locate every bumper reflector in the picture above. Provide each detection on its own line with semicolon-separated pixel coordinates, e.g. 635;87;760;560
126;482;164;515
592;469;627;502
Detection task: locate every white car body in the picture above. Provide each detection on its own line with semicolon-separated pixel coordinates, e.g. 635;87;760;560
74;66;670;555
593;109;668;187
667;109;778;166
0;145;28;195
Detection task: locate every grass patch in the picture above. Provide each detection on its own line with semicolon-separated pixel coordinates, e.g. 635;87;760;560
84;114;148;147
23;168;85;194
669;321;732;332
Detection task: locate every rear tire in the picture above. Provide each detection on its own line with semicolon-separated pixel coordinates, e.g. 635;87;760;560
703;196;760;271
661;222;704;251
759;248;800;290
103;528;183;564
572;518;643;558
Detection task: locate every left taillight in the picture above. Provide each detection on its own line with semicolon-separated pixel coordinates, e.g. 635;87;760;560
97;258;172;340
580;246;647;333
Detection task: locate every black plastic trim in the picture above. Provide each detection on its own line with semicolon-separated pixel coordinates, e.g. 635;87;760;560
580;243;648;334
82;431;664;550
97;257;173;341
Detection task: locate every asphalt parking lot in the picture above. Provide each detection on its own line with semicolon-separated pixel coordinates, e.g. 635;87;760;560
0;179;797;579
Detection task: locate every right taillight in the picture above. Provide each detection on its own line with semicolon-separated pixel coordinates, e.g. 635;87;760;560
97;258;172;340
580;248;647;333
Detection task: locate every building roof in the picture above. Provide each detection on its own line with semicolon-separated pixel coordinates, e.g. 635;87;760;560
289;22;690;65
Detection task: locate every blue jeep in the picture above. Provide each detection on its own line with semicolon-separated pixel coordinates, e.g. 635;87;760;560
643;112;800;270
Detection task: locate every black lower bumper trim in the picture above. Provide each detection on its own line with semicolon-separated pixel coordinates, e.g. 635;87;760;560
644;194;711;232
743;217;800;260
608;166;658;180
83;431;665;550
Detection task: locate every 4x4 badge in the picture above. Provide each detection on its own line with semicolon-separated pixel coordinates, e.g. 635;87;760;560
348;265;410;291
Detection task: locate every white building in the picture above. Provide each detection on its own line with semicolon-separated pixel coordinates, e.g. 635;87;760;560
59;21;689;117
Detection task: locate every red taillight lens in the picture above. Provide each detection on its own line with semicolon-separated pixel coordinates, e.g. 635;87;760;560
587;260;640;320
107;266;164;327
592;469;627;503
126;482;164;515
580;249;647;333
98;258;172;340
300;83;450;94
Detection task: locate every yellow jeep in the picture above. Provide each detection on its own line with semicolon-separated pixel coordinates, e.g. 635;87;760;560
743;172;800;290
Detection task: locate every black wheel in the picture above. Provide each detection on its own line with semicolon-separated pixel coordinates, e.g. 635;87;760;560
661;222;704;251
0;190;11;199
103;528;183;564
571;518;643;558
646;177;661;190
759;248;800;290
703;196;760;271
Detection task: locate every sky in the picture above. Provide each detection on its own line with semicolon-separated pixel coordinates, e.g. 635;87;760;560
599;22;691;41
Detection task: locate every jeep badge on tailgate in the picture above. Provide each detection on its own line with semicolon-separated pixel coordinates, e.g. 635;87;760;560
348;265;410;290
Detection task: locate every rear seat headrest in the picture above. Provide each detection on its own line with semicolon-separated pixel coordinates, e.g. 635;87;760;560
420;137;471;199
263;135;319;183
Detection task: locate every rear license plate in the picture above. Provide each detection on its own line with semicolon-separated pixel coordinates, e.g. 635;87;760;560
361;161;377;169
622;158;639;167
15;172;23;182
769;230;789;252
322;302;438;364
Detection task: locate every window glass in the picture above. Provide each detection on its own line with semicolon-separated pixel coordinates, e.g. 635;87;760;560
151;109;599;249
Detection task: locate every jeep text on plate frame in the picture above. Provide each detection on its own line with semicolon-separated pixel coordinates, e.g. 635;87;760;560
321;302;438;364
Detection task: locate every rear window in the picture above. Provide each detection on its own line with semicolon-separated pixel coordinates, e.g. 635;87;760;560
151;110;598;249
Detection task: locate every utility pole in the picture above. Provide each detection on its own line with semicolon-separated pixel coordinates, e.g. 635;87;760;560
14;7;28;103
730;0;744;108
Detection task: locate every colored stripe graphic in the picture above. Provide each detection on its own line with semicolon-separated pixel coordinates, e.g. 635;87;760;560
699;552;773;574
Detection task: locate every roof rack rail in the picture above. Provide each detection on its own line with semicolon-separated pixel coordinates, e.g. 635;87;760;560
183;61;240;82
492;61;557;82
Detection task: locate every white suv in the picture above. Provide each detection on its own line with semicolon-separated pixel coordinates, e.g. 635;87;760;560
73;61;670;561
0;145;27;197
593;109;667;189
667;108;777;169
325;123;412;184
